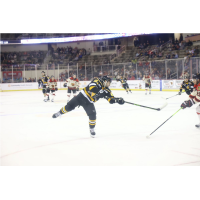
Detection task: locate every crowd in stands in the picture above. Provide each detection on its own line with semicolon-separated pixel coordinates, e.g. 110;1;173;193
0;51;45;65
48;46;90;68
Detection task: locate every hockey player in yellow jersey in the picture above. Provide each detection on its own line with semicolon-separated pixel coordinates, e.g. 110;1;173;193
52;76;125;137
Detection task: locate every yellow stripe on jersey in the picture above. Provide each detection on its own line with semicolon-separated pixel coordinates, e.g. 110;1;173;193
89;86;96;90
84;88;94;102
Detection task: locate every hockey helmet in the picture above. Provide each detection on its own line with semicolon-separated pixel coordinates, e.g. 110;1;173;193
41;71;45;74
184;74;189;81
102;76;112;83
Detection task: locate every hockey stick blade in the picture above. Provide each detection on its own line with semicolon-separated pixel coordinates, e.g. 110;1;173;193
159;97;168;110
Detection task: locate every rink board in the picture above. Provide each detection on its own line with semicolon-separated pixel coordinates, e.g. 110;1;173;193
0;80;183;92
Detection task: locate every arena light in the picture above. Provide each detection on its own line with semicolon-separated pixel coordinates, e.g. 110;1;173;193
21;33;151;44
0;41;8;44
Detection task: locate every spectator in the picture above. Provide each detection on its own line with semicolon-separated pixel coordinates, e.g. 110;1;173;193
87;48;91;55
174;52;178;59
166;53;171;59
136;52;140;57
194;47;199;56
179;34;183;42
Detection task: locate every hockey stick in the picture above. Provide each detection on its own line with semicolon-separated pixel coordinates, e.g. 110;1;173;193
125;101;167;111
166;94;179;100
166;91;185;100
146;107;183;138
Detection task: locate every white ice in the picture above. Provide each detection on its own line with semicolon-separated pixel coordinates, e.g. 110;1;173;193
0;89;200;166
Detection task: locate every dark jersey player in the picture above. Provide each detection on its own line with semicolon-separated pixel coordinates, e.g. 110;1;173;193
41;71;50;101
52;76;125;138
178;76;194;96
116;76;132;94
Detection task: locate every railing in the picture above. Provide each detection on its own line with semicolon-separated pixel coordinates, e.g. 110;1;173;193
170;72;178;79
117;45;126;56
93;45;118;53
1;57;200;83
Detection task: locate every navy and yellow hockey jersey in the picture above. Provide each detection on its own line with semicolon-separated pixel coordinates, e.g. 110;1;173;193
42;75;49;85
80;78;115;103
116;77;127;85
180;80;194;92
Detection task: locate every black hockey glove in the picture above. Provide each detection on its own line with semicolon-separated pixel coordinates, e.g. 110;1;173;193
64;83;67;87
181;99;195;109
93;94;100;102
55;87;58;91
116;98;125;105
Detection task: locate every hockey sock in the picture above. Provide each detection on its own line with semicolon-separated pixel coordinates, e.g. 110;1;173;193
89;119;96;129
52;93;55;100
60;106;68;114
89;115;96;129
67;94;70;101
46;94;50;100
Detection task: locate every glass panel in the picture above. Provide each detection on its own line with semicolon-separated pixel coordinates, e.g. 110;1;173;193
24;64;36;83
191;57;198;78
113;63;124;80
102;64;112;77
86;64;93;81
69;64;78;79
176;59;183;79
136;61;149;80
78;63;85;81
151;60;166;80
93;65;102;79
166;59;178;80
124;62;134;80
1;64;13;83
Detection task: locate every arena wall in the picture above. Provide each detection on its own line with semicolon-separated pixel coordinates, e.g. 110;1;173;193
0;80;183;92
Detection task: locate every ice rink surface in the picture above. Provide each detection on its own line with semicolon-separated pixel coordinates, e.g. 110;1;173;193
0;89;200;166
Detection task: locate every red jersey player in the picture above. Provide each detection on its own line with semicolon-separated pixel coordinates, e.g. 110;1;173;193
63;74;80;103
181;73;200;127
45;76;57;102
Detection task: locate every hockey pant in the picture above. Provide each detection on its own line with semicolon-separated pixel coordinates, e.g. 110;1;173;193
145;83;151;89
60;92;96;129
123;83;129;90
67;88;77;101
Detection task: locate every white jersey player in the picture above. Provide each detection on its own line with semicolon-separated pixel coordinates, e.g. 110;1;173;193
63;74;80;103
47;76;57;102
143;72;152;95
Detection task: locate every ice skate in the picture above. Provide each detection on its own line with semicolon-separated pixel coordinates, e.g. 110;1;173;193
90;128;96;138
149;92;151;94
44;99;50;102
51;99;54;102
195;124;200;128
52;111;61;118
